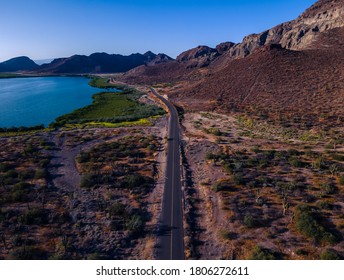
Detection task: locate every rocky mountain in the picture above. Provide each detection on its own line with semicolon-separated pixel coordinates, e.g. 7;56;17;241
122;0;344;80
120;0;344;126
120;43;235;84
224;0;344;58
0;56;39;72
176;46;219;68
147;53;173;66
33;51;173;74
180;34;344;122
177;0;344;126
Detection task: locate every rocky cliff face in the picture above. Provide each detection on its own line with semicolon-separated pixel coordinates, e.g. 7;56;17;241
280;0;344;49
176;46;220;68
119;0;344;88
226;0;344;58
174;0;344;126
147;53;173;66
150;0;344;69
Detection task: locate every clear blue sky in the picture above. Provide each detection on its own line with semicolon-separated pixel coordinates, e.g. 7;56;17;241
0;0;317;61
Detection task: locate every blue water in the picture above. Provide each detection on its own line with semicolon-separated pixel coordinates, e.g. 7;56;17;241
0;77;100;128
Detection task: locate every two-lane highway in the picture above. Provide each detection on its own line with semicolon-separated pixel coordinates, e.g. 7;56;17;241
150;88;184;260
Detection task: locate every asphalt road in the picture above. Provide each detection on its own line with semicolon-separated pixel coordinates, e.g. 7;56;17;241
150;88;184;260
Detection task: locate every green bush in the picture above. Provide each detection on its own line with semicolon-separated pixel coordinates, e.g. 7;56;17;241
7;246;46;260
0;208;7;223
339;175;344;186
205;152;218;161
39;159;50;168
295;249;307;256
251;146;261;154
3;177;18;185
34;168;48;180
19;169;35;180
125;214;144;235
19;208;47;225
213;180;232;192
294;204;338;244
4;170;18;179
109;202;126;217
332;154;344;162
80;174;97;188
206;128;223;136
24;145;37;155
232;173;245;185
10;182;31;202
313;156;325;170
87;252;108;260
0;163;14;172
289;157;305;168
320;183;336;195
88;77;116;89
147;144;156;151
316;200;332;210
0;124;44;133
219;229;233;240
319;249;341;260
248;246;278;260
243;215;258;228
287;149;301;156
76;152;91;163
121;174;147;190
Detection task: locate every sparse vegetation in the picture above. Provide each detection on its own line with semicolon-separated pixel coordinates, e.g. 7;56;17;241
248;246;279;260
88;77;117;89
339;175;344;185
0;124;44;133
0;124;163;260
294;204;338;245
319;249;342;260
184;110;344;260
243;215;258;228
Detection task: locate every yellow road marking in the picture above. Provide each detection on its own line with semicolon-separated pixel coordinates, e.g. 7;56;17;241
170;119;175;260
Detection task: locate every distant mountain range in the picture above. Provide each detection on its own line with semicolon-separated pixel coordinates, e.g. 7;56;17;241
0;51;172;74
0;56;39;72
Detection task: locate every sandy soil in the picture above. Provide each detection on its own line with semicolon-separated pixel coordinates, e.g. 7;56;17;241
181;111;344;259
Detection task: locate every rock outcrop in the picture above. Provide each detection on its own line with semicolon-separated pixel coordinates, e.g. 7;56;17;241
216;42;236;54
147;53;173;66
225;0;344;58
176;46;220;68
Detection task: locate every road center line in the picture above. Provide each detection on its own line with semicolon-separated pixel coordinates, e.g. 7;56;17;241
170;118;175;260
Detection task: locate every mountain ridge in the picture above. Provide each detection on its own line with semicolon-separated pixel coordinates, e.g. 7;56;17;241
33;51;173;74
121;0;344;83
0;51;173;74
119;0;344;127
0;56;39;72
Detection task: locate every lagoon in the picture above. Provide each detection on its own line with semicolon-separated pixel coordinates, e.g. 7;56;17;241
0;77;100;128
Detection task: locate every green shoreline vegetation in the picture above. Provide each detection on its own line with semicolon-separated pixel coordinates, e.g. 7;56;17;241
0;77;165;135
51;78;165;128
0;73;23;78
88;76;119;89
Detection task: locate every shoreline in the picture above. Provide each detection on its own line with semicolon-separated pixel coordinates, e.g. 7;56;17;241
0;76;99;130
0;77;165;133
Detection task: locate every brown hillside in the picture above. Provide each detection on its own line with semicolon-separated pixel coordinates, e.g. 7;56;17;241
119;0;344;127
175;27;344;127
